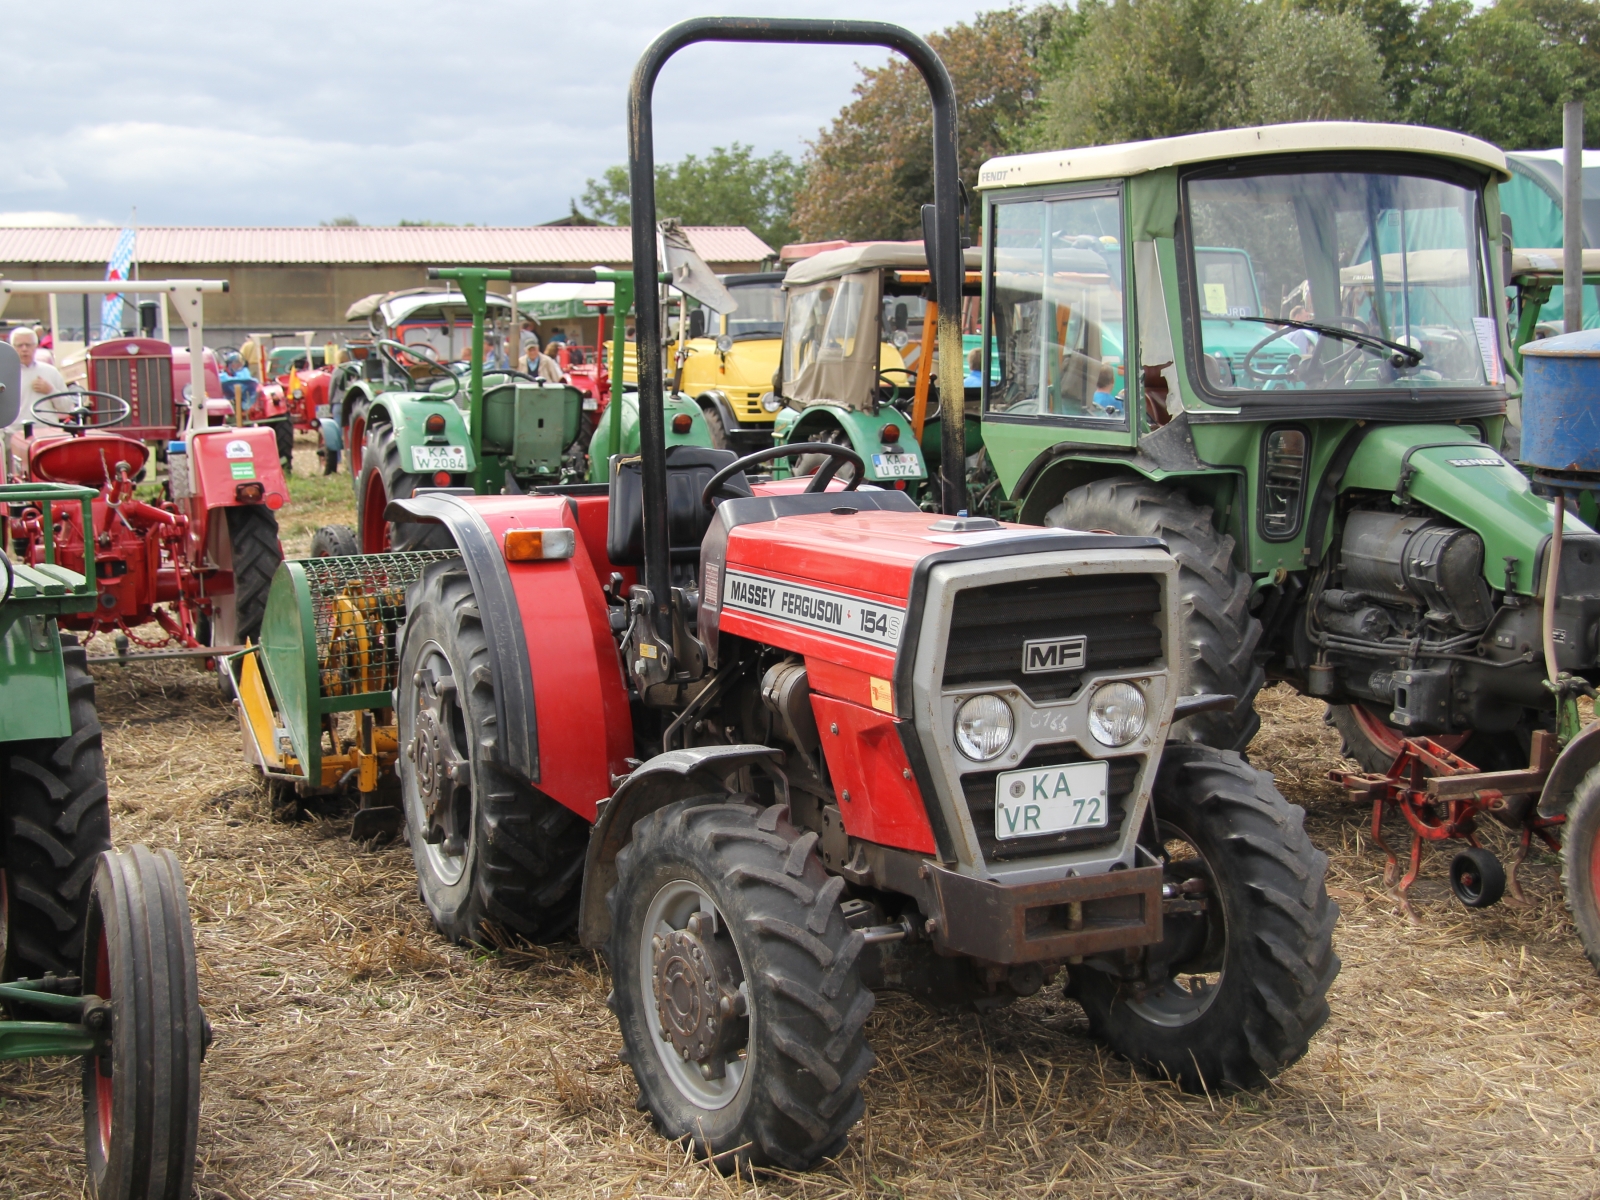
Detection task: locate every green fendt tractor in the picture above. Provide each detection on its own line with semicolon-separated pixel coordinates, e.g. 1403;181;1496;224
348;266;713;553
970;122;1593;780
0;350;205;1199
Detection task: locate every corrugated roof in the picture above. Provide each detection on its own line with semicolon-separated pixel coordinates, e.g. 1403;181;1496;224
0;225;773;266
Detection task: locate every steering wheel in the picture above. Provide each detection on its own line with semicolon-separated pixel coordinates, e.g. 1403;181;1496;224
376;339;460;399
483;368;541;385
700;441;865;511
878;367;913;404
1241;319;1364;385
29;390;133;432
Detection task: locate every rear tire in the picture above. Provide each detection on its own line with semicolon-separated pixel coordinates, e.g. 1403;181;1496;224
794;426;856;482
346;397;370;491
1562;765;1600;976
309;524;359;558
1049;479;1263;751
358;421;455;554
607;799;873;1172
397;558;588;943
1068;745;1338;1091
81;846;204;1200
1;640;112;982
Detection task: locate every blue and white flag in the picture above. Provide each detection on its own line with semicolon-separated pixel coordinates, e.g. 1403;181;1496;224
100;227;136;336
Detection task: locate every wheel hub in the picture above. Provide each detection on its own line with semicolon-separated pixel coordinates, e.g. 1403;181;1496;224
406;669;468;854
652;911;745;1079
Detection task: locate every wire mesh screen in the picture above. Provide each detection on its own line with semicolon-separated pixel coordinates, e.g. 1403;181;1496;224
298;550;460;698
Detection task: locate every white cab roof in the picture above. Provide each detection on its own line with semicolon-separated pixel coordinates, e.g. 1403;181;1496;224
977;122;1509;191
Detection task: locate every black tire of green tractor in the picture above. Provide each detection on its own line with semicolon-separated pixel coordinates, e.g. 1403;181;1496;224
1068;745;1339;1092
226;505;282;647
309;524;359;558
1048;479;1264;752
81;845;204;1200
699;401;729;450
1;639;112;983
1562;764;1600;976
346;398;370;491
273;418;294;475
607;798;874;1172
397;558;588;943
360;421;456;554
794;427;856;482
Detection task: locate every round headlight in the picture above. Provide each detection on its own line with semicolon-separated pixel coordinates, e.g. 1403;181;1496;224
1088;681;1146;747
954;693;1013;761
760;392;784;413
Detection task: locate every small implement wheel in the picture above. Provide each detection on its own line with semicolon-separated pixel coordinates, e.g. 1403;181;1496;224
309;524;359;558
1449;847;1506;909
1;639;112;982
607;799;874;1172
1564;765;1600;974
397;558;587;943
81;845;205;1200
1068;745;1339;1091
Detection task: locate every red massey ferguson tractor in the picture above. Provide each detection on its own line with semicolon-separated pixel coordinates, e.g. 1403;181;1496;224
1;280;286;654
371;19;1339;1173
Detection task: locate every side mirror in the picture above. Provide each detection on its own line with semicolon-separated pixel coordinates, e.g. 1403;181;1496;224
894;302;908;333
687;309;707;340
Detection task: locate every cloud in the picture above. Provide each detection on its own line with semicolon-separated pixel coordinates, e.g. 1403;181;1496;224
0;211;109;227
4;0;985;226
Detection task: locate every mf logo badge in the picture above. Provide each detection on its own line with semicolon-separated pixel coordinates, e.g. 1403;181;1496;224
1022;635;1086;675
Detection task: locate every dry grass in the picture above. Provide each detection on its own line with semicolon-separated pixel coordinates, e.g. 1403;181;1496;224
4;463;1600;1196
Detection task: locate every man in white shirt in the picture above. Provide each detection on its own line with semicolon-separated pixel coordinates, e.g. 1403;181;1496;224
9;327;68;424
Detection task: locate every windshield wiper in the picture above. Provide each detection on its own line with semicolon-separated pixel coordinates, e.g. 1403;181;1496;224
1235;316;1424;367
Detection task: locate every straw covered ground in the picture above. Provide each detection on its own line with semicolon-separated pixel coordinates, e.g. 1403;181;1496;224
3;441;1598;1198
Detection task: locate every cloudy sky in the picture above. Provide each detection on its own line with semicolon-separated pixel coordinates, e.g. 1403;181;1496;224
3;1;985;229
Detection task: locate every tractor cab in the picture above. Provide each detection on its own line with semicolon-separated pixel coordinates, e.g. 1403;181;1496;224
769;241;982;492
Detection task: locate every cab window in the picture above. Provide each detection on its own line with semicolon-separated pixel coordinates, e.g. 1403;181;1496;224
987;191;1127;422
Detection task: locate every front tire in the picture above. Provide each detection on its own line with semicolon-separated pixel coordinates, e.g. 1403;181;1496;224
397;558;587;943
358;421;455;554
81;846;204;1200
698;401;729;450
1068;745;1339;1091
607;799;874;1172
1;640;112;982
222;505;282;647
1049;479;1264;751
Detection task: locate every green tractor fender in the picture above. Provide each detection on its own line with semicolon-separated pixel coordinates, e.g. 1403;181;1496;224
587;390;712;481
368;392;478;476
1337;424;1584;596
772;404;927;486
1011;442;1242;531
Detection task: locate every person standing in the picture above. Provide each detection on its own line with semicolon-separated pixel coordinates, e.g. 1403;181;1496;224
9;327;67;423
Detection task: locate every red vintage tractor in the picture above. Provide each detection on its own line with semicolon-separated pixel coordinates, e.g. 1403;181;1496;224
361;20;1337;1172
1;280;286;656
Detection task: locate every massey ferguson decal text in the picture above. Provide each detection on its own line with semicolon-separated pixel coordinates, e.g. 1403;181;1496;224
721;571;904;649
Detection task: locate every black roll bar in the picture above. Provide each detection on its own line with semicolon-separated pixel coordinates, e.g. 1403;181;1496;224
628;16;964;623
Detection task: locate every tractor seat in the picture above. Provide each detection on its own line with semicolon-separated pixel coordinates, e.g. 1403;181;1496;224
607;445;752;566
29;432;149;486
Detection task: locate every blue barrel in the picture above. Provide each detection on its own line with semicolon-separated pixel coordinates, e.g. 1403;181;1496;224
1521;328;1600;484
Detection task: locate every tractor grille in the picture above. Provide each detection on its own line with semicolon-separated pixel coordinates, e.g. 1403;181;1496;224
94;356;174;431
962;747;1140;862
944;573;1162;703
300;551;458;698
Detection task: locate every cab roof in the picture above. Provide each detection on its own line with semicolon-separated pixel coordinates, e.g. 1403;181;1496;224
977;122;1510;191
783;240;984;287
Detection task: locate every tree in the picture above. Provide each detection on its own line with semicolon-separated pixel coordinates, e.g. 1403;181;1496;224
1026;0;1389;150
1402;0;1600;147
795;6;1069;242
576;143;803;250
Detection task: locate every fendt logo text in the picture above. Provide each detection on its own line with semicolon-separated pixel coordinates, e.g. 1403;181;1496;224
1022;636;1087;675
